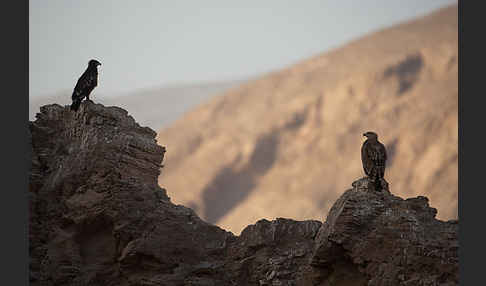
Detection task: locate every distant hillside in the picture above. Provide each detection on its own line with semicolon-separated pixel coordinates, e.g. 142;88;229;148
29;79;246;130
157;5;458;234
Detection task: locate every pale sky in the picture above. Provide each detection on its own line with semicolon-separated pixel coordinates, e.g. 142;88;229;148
30;0;456;98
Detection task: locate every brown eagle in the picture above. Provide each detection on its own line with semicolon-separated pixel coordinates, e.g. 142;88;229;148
70;59;101;111
361;131;387;190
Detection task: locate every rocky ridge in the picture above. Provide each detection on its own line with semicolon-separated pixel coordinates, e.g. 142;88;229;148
30;102;458;285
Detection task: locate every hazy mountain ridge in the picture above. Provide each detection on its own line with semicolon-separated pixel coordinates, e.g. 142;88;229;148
157;5;458;234
29;79;247;130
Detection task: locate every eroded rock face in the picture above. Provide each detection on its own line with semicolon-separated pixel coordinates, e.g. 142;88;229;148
29;102;458;285
29;102;233;285
311;177;458;286
224;218;322;285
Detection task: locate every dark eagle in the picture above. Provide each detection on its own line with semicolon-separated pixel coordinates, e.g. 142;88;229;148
361;131;387;190
70;59;101;111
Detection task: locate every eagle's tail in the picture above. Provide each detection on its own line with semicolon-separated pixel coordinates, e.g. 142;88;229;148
374;178;382;191
70;99;81;112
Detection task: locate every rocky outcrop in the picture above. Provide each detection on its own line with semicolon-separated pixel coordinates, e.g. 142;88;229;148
311;177;458;285
29;102;233;285
29;102;458;285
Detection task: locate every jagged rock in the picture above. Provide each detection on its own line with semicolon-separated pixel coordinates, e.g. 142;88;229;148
29;102;233;286
311;177;458;285
223;218;322;285
29;102;458;286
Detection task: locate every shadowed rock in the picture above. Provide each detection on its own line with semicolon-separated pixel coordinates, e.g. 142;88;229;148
201;130;280;223
30;102;458;285
383;53;424;94
311;177;458;285
29;102;233;285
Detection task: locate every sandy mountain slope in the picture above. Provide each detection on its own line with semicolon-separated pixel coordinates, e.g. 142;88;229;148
157;5;458;234
29;79;246;130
